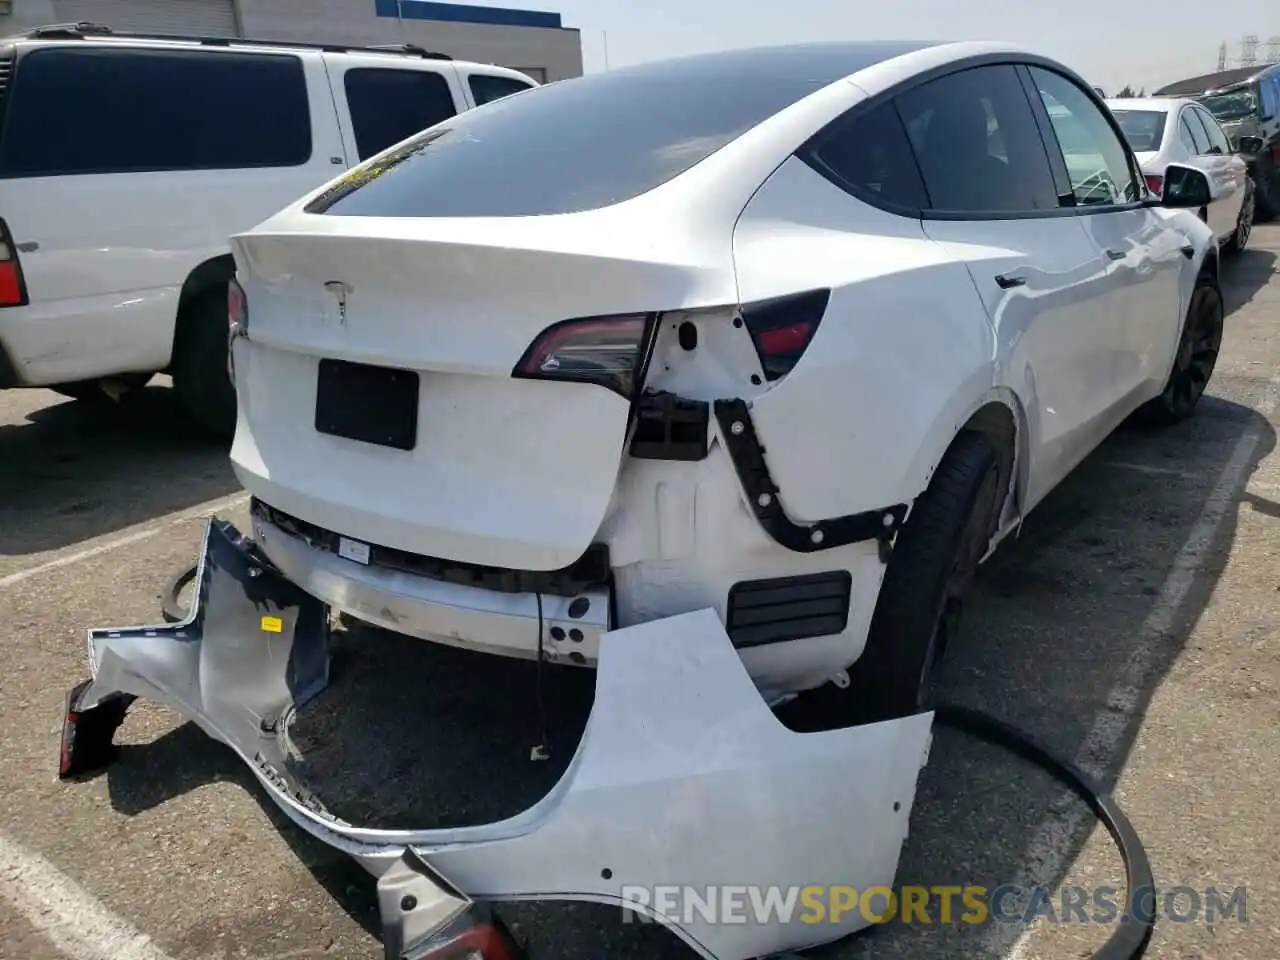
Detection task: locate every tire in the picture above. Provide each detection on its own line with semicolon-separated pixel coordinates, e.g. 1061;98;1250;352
1139;275;1224;426
50;372;153;404
171;286;236;439
1252;164;1277;222
842;431;1004;723
1224;182;1254;257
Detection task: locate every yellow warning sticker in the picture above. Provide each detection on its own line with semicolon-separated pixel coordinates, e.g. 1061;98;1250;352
260;616;284;634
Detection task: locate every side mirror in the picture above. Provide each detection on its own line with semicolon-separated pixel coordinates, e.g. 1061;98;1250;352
1160;164;1212;208
1237;135;1264;154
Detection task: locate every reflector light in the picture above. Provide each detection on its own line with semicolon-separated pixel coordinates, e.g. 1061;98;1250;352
740;289;830;381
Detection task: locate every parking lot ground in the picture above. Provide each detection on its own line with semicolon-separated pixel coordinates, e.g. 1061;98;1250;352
1;233;1279;960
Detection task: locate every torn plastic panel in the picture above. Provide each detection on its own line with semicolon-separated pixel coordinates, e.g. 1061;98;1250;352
64;519;933;960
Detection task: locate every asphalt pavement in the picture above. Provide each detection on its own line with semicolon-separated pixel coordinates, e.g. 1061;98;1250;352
1;230;1278;960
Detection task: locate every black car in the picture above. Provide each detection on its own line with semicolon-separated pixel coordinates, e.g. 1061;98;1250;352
1157;63;1280;219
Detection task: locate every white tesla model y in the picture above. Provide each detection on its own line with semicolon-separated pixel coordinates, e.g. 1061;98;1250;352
227;40;1224;720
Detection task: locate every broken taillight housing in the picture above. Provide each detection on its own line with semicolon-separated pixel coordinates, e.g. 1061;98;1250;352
740;288;830;381
1144;174;1164;197
228;277;248;335
0;218;29;309
514;313;653;398
414;903;525;960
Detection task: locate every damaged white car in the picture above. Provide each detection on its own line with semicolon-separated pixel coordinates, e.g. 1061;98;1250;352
62;39;1222;960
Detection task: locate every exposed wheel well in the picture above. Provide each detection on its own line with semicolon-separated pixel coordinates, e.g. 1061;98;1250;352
955;401;1019;539
169;255;235;368
1200;246;1220;285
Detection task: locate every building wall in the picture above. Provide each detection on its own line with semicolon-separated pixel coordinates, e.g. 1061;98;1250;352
236;0;581;81
1;0;583;82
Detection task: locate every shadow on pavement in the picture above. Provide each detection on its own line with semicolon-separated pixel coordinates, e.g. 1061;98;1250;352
0;384;238;558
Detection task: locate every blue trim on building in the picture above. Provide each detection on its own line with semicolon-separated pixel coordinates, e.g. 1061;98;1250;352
374;0;562;29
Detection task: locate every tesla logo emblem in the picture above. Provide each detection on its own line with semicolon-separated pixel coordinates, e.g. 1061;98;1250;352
324;280;353;324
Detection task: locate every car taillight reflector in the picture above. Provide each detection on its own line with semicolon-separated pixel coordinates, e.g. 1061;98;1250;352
514;313;653;398
740;288;830;381
412;905;524;960
1144;174;1164;196
0;220;28;308
228;277;247;334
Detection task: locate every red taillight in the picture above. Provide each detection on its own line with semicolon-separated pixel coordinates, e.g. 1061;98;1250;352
514;313;652;398
740;288;829;381
413;905;524;960
0;219;29;308
228;277;248;334
1144;174;1165;196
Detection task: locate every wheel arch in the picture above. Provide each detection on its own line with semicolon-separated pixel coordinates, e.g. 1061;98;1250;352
914;390;1027;543
169;254;235;366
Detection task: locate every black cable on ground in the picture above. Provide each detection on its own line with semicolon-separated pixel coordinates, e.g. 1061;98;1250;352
160;563;198;624
152;567;1156;959
934;703;1155;960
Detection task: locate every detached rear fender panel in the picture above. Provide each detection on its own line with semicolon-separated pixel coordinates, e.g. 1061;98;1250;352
731;157;998;522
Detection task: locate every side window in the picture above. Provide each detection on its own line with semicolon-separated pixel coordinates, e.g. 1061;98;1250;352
0;47;311;177
469;74;534;106
801;99;929;210
344;68;457;161
1195;108;1231;154
1028;66;1141;206
1178;113;1205;154
893;64;1060;213
1184;109;1212;153
1259;77;1278;119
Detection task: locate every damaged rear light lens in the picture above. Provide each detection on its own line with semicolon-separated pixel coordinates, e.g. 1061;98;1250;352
740;288;830;381
515;313;652;398
228;277;248;335
415;904;525;960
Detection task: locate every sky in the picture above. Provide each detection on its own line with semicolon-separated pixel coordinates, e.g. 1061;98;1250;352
468;0;1277;95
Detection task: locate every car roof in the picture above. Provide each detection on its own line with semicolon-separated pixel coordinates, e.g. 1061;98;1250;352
1155;64;1277;97
1105;97;1194;112
0;23;528;76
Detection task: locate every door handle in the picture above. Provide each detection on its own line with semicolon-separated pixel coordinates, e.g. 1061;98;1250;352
1105;249;1126;261
994;274;1026;289
1180;244;1196;259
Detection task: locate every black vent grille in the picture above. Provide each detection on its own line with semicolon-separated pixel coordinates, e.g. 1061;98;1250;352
725;570;853;649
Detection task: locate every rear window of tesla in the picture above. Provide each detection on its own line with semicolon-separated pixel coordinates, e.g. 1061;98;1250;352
305;42;933;218
1110;110;1167;152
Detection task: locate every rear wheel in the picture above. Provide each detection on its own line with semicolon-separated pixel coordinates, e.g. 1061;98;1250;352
841;431;1004;723
172;286;236;439
1225;182;1255;256
1140;275;1224;425
1252;163;1277;222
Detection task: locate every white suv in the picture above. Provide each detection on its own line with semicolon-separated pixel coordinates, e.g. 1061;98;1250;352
0;22;535;434
227;41;1223;718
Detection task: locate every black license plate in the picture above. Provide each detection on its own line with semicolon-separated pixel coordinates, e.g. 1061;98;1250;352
315;358;419;451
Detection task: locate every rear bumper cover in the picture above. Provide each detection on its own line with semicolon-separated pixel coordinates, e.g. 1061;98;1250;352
70;518;933;960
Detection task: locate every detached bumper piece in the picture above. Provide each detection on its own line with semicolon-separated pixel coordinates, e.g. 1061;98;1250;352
713;398;908;560
60;518;933;960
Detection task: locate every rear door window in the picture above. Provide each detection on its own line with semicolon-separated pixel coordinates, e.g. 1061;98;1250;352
1194;107;1232;154
1185;108;1219;154
0;46;311;177
343;67;458;160
468;73;534;106
893;64;1061;213
1178;112;1205;154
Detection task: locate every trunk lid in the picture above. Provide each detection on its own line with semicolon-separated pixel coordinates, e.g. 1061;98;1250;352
230;214;735;571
